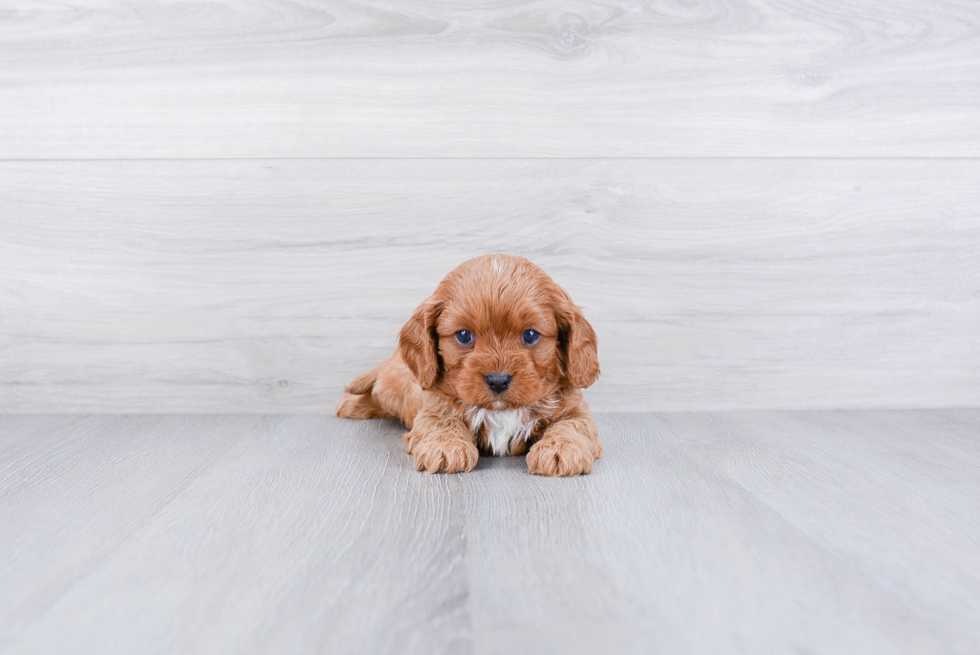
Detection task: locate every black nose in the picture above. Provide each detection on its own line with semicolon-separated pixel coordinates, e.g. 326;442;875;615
484;373;512;394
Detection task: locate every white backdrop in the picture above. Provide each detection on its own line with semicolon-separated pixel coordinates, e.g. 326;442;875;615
1;0;978;412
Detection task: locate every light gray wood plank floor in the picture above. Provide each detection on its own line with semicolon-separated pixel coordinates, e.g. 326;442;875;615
1;411;978;654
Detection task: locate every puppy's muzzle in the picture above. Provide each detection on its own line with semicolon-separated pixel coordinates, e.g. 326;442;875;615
484;373;512;394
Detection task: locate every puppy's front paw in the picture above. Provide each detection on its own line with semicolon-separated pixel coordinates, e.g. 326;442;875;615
410;436;479;474
527;438;595;477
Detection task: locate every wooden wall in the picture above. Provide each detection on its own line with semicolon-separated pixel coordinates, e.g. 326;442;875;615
1;0;977;411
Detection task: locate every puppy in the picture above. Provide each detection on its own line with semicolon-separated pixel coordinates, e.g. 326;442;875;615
336;254;601;477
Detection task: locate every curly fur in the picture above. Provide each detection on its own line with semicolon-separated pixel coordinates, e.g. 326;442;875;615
336;254;602;477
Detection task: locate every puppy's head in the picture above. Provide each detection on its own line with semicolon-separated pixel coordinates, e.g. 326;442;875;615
398;254;599;409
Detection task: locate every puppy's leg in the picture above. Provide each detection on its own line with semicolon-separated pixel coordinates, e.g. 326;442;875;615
527;412;602;477
336;392;388;419
336;366;390;419
405;411;479;474
344;367;380;395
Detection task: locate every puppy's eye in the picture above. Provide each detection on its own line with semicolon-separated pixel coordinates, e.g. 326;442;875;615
455;330;473;346
522;329;540;346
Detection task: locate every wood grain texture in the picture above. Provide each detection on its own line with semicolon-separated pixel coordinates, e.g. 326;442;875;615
0;415;470;655
0;415;249;637
2;159;977;412
1;0;978;157
1;411;978;654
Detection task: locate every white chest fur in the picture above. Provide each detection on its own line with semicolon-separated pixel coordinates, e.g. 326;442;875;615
465;407;536;456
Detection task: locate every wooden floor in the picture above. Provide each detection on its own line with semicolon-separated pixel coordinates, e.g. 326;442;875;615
1;411;978;654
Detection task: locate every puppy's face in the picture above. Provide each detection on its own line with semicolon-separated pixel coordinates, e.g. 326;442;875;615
399;255;599;409
436;275;560;409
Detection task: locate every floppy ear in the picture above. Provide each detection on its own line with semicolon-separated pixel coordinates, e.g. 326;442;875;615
556;300;600;389
398;297;442;390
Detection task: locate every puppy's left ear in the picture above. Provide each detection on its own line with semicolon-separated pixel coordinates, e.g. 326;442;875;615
398;296;443;390
556;300;600;389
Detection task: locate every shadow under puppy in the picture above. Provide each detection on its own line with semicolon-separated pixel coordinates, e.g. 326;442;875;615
336;254;601;476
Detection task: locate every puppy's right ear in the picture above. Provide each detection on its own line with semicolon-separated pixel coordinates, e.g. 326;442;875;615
398;297;442;390
555;298;600;390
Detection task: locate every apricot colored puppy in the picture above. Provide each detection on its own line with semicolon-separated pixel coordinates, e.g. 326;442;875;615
336;254;601;477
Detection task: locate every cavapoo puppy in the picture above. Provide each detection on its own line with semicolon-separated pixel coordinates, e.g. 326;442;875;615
336;254;601;477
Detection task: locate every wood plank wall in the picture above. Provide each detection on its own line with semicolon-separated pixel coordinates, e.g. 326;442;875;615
1;0;978;412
